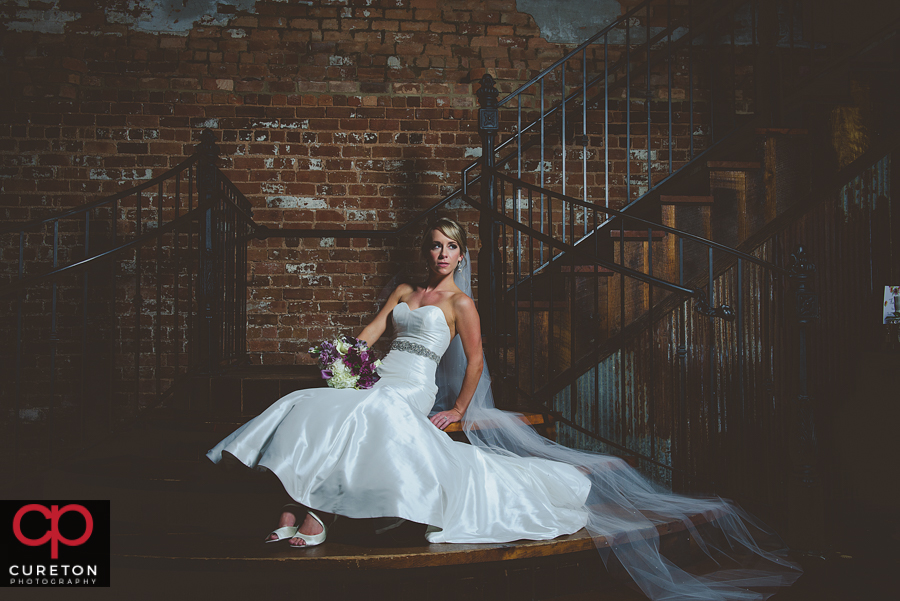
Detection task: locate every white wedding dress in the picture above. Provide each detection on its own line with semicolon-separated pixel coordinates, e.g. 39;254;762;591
208;297;802;600
206;301;592;543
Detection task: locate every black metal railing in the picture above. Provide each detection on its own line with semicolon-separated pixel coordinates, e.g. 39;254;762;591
466;35;895;547
467;0;838;358
460;170;797;487
0;130;253;481
458;0;897;545
474;0;836;213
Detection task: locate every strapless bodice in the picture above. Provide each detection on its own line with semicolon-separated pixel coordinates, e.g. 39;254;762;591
370;302;452;415
391;302;452;357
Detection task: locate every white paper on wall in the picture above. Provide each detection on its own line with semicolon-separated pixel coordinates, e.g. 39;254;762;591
884;286;900;324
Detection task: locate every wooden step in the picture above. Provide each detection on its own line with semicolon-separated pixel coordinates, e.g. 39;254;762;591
112;502;725;570
36;414;725;600
444;411;549;434
107;496;727;601
108;528;629;600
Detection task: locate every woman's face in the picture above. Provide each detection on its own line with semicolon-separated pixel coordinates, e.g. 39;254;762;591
425;228;462;277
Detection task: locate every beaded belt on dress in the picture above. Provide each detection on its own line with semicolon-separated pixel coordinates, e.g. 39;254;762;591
390;340;441;364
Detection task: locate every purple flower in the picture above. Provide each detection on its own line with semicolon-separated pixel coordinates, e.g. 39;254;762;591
310;335;381;389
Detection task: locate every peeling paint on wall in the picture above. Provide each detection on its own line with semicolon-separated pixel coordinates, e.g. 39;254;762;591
110;0;257;34
516;0;621;44
3;0;274;35
5;1;81;34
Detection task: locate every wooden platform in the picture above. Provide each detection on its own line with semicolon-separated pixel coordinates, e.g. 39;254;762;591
112;506;721;572
37;385;720;600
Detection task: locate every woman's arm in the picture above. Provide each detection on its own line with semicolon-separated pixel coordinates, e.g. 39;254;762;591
356;283;413;347
430;293;484;430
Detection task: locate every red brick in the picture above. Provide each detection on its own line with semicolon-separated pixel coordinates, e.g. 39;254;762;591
0;0;721;367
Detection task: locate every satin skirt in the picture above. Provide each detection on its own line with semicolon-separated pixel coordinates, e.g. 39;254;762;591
206;349;591;543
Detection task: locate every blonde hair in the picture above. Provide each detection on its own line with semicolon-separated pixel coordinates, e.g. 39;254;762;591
420;217;468;262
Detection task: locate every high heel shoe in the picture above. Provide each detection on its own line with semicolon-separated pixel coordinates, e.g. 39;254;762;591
264;503;304;543
289;510;332;548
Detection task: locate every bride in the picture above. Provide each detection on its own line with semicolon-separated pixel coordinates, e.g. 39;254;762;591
207;217;801;600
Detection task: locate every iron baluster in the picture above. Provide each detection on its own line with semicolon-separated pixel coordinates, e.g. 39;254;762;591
689;0;695;158
731;0;737;126
737;258;746;482
787;245;822;549
582;48;588;235
561;62;567;221
528;187;536;395
540;78;545;262
476;74;500;361
647;4;652;189
668;0;673;172
513;183;521;400
49;219;59;464
604;34;610;209
156;181;163;399
626;18;631;203
81;210;90;449
648;227;655;464
517;95;523;282
110;198;117;430
15;231;24;479
197;129;221;374
187;164;195;375
500;179;508;392
174;171;181;382
135;190;142;410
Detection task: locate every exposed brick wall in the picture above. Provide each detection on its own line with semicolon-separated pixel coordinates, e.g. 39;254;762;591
2;0;718;369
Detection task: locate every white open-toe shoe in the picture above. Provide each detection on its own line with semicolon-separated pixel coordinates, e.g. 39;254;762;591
264;503;305;543
289;510;331;548
264;525;299;543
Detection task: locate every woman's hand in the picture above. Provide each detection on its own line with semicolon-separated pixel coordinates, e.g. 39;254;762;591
430;409;462;431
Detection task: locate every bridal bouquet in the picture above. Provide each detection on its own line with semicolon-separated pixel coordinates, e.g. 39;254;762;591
309;335;382;390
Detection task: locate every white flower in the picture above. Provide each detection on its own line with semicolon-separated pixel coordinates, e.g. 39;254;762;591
335;339;351;355
326;360;358;389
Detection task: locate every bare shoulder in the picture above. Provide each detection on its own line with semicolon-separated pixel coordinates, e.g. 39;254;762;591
393;282;416;302
450;292;477;317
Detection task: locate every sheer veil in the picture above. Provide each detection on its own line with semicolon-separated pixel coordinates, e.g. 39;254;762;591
435;252;802;601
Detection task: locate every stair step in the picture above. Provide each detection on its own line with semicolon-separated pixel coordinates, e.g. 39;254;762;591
445;411;549;433
707;161;761;170
659;195;714;205
108;529;626;599
112;499;725;565
113;529;599;570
